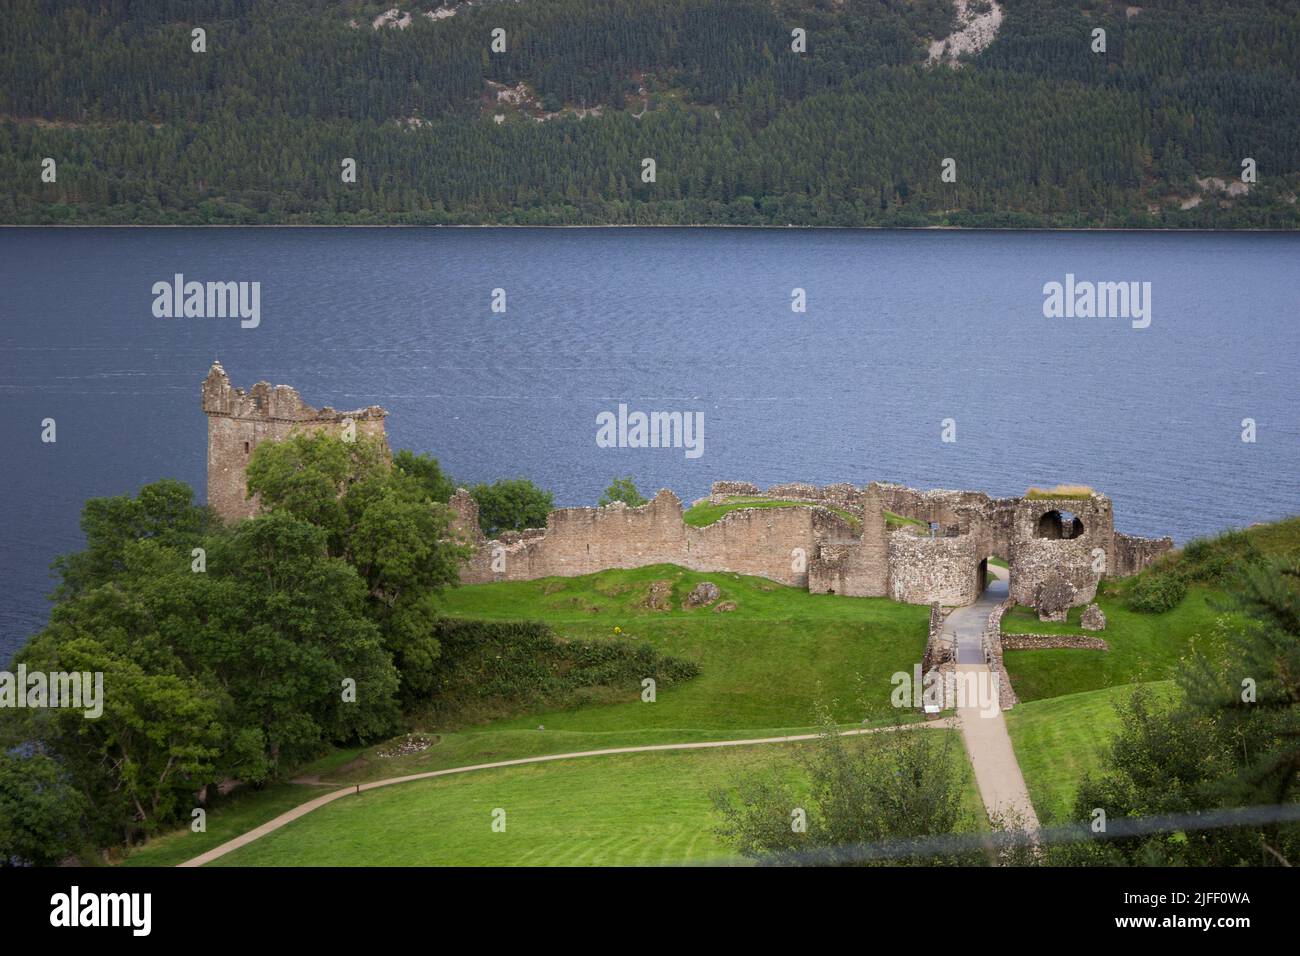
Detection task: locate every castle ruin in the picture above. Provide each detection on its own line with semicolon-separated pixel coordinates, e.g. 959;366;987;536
203;366;1173;609
202;362;387;522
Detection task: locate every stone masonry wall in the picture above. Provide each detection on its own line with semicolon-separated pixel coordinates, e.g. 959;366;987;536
1007;495;1114;607
983;600;1019;710
888;532;979;606
202;362;388;522
199;370;1172;605
1113;531;1175;575
453;488;858;587
1008;537;1100;606
709;481;760;500
807;484;888;597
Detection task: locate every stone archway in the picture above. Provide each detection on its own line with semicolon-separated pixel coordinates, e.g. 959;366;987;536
1035;509;1085;540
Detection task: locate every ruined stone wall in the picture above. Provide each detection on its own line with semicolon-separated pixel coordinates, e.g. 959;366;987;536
455;480;1164;606
763;481;866;511
982;600;1019;710
455;488;856;588
874;484;1017;560
807;490;888;597
1008;538;1100;606
876;484;988;528
202;362;387;523
922;602;952;676
1006;495;1117;606
200;368;1175;607
708;480;867;513
888;533;980;606
1112;532;1175;576
709;481;760;501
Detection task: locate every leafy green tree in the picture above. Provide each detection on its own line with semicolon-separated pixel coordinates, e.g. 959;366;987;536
712;713;979;866
16;602;226;841
245;432;390;550
393;449;457;503
599;476;648;507
189;510;402;775
344;472;470;703
12;476;407;850
469;478;554;537
52;478;211;599
0;751;87;866
246;435;470;704
1058;559;1300;866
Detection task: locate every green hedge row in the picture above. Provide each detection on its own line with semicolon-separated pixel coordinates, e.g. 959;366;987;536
425;619;699;717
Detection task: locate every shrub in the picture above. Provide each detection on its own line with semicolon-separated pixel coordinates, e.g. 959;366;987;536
1126;573;1187;613
1177;530;1262;586
424;619;698;719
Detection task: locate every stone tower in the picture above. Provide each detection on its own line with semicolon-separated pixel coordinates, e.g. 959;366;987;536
201;362;388;523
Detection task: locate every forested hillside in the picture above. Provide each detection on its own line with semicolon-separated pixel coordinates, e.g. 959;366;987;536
2;0;1297;227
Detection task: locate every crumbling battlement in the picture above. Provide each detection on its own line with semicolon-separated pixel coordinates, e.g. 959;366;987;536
202;361;387;522
1113;531;1176;576
452;486;857;587
202;369;1172;608
451;476;1168;609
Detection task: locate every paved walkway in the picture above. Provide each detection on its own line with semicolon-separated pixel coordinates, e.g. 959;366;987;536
177;721;954;867
948;566;1007;663
955;663;1039;830
944;565;1040;831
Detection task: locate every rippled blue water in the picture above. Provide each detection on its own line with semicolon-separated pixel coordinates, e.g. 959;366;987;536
2;227;1297;661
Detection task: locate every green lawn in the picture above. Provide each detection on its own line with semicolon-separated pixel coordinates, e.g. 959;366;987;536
430;564;930;733
1237;515;1300;559
1005;681;1177;824
120;780;338;867
210;730;983;867
1002;587;1225;702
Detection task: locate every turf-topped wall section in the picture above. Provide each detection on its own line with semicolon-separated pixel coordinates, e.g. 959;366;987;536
451;487;858;588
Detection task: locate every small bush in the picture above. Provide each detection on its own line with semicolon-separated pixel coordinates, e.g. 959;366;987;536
1177;530;1261;586
1126;573;1187;613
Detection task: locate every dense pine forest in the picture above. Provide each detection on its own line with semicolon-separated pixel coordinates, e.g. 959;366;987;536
2;0;1298;227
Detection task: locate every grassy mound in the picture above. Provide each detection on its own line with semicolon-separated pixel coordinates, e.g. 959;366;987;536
121;564;930;866
431;564;930;734
422;618;699;725
1114;516;1300;613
